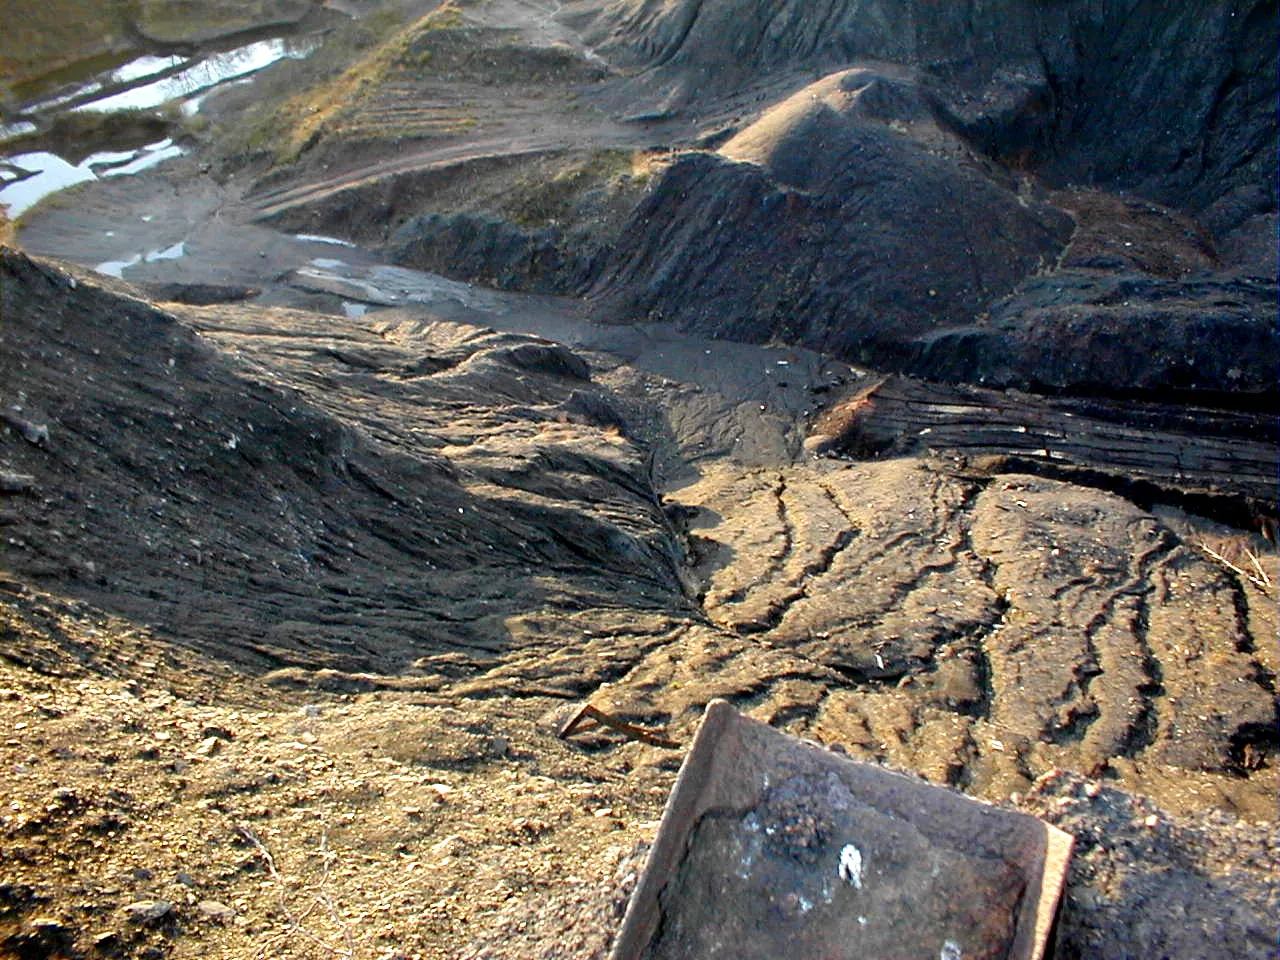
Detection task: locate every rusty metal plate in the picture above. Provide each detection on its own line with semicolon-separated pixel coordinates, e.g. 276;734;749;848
613;700;1073;960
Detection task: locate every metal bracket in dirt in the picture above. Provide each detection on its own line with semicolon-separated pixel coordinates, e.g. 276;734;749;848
611;700;1074;960
557;703;680;749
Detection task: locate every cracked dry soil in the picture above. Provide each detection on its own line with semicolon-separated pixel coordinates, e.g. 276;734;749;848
1;241;1277;959
1;3;1279;951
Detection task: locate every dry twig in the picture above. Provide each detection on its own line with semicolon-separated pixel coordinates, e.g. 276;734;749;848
558;703;680;748
1245;549;1272;588
237;823;357;959
1197;542;1275;597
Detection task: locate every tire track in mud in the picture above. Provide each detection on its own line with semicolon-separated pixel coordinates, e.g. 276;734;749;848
681;459;1276;809
718;475;859;635
666;461;1015;787
968;471;1277;803
1073;517;1178;766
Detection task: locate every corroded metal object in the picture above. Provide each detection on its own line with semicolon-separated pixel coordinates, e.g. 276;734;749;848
558;703;681;749
613;700;1073;960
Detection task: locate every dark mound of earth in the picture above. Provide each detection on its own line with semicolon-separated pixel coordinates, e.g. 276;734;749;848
0;246;693;676
584;0;1275;225
592;67;1074;362
574;0;1276;398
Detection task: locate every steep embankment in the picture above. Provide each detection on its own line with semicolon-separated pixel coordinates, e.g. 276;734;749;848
584;0;1277;396
0;246;694;678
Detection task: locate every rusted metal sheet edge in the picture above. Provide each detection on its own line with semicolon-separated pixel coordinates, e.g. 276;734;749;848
1034;824;1075;959
611;699;1075;960
610;699;738;960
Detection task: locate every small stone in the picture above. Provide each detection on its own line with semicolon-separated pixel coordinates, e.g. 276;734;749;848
122;899;172;925
195;737;221;756
1142;814;1160;829
430;834;464;858
802;434;836;456
592;807;615;818
197;900;236;921
93;931;121;950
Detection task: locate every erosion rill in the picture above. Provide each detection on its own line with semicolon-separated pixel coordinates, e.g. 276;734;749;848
0;0;1276;958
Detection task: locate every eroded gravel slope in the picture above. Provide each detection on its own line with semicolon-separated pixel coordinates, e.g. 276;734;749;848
1;248;1277;959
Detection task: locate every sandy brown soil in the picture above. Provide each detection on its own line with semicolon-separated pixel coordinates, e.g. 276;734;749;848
3;1;1278;957
3;240;1277;959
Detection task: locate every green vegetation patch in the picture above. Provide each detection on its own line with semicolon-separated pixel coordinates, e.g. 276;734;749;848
501;149;648;227
0;0;132;88
218;3;466;165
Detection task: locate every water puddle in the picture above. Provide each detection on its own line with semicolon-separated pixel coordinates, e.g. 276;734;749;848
297;234;358;248
146;241;187;262
0;139;186;217
0;121;39;144
2;32;318;217
63;38;317;115
95;254;142;278
181;77;254;117
112;55;188;85
294;258;514;315
99;140;186;177
94;240;187;278
0;152;99;217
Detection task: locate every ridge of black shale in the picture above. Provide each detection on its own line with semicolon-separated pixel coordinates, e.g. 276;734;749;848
0;246;695;675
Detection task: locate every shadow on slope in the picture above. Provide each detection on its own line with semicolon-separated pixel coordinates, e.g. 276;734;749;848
0;247;693;676
582;0;1276;228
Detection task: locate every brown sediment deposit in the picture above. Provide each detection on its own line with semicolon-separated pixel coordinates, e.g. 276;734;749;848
1;1;1276;957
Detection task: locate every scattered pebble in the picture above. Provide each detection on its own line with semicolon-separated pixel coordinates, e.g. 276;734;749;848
122;900;173;925
196;899;236;921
